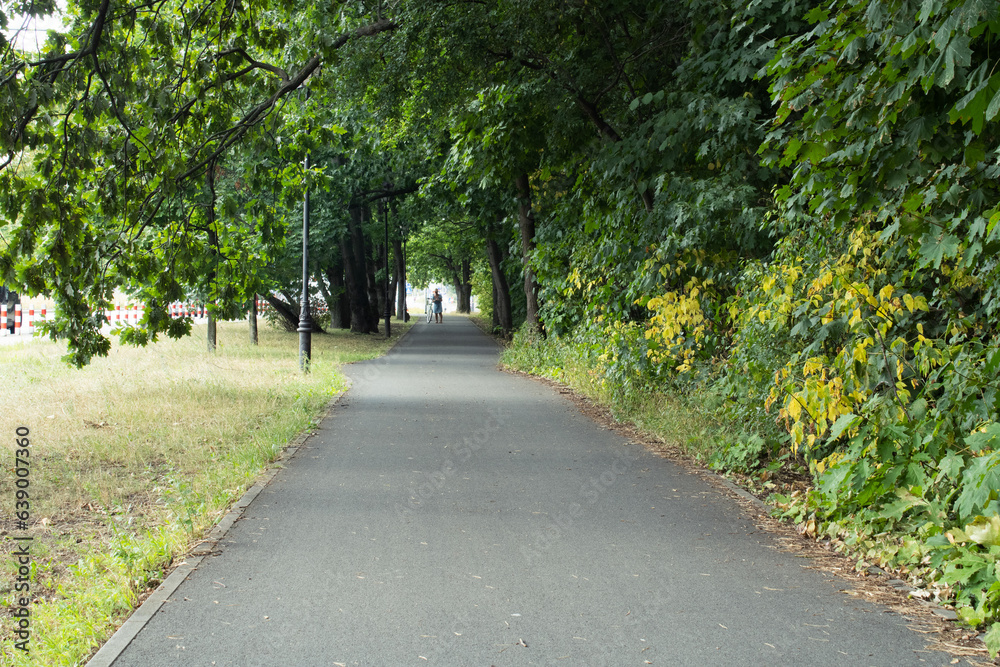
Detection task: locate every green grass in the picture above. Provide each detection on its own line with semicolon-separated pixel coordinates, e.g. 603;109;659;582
0;319;412;665
499;325;721;463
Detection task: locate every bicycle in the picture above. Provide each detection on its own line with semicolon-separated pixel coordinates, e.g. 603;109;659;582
425;298;433;323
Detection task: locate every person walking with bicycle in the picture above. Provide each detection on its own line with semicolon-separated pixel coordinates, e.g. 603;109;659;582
432;288;444;323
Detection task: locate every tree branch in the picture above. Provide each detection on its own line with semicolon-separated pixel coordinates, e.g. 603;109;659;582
363;181;419;203
216;47;289;81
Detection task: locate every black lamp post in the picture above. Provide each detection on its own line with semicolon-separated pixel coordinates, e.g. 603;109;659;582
383;191;391;339
398;215;409;322
298;88;312;371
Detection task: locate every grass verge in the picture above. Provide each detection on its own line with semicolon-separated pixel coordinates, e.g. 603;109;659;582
0;319;412;665
499;325;725;464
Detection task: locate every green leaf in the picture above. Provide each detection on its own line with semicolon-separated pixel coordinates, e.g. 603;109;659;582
938;451;965;480
829;413;859;441
957;602;990;626
917;0;939;23
966;422;1000;453
802;142;827;164
964;143;986;166
918;232;960;269
956;450;1000;520
986;87;1000;122
950;72;1000;134
804;7;829;23
984;623;1000;659
940;36;972;87
964;515;1000;547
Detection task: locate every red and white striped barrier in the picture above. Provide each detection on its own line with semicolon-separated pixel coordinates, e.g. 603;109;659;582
161;301;219;321
26;308;34;335
14;304;21;335
1;303;6;336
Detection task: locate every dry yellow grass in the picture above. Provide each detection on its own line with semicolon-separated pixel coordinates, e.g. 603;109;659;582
0;319;412;665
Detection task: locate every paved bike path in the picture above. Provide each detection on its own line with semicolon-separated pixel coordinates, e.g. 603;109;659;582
106;317;947;666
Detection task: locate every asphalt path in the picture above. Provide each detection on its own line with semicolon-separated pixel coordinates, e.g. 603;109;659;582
107;316;949;666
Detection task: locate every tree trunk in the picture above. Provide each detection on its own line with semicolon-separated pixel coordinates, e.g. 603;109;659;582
362;207;382;333
205;165;219;352
341;230;369;334
388;273;397;318
207;310;217;351
394;238;406;321
264;293;325;333
249;295;258;345
486;216;513;335
491;279;499;330
515;173;540;330
449;273;471;314
346;203;378;334
450;275;463;313
458;259;472;313
325;261;349;330
264;293;299;331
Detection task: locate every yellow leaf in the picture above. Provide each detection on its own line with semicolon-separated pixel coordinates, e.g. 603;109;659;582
853;344;868;364
791;422;804;448
787;398;802;421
